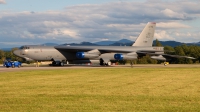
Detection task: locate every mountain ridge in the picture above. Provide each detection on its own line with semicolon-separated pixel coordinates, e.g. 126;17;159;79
1;39;200;51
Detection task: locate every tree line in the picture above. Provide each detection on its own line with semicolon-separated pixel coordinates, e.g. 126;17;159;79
0;40;200;64
0;48;24;64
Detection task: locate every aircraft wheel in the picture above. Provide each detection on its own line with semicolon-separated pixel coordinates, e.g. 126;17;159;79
107;62;111;66
60;62;64;66
104;63;110;66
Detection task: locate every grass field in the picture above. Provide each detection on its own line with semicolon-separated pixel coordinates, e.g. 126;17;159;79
0;68;200;111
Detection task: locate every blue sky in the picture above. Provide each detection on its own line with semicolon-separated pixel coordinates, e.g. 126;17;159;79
0;0;200;48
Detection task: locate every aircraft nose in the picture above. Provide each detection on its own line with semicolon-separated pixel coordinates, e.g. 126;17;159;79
13;50;21;57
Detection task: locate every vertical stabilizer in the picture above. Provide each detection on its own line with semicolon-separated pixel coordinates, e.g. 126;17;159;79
132;22;156;46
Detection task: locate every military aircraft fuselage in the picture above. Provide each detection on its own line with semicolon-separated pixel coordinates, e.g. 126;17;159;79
14;45;164;62
13;22;195;66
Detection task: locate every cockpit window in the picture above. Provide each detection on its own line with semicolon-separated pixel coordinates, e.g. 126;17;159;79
19;46;24;49
19;46;29;49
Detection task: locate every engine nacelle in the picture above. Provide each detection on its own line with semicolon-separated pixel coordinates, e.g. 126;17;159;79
76;52;99;59
114;54;137;60
151;55;166;61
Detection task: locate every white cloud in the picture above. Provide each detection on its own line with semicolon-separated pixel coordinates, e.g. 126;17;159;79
0;1;200;47
0;0;5;4
157;22;190;29
187;32;192;37
174;31;200;38
175;32;180;36
155;30;175;40
43;21;69;28
161;8;185;19
101;38;109;41
175;32;200;43
0;42;34;46
52;29;79;38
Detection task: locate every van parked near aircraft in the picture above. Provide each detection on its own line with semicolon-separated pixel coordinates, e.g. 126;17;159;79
4;60;21;68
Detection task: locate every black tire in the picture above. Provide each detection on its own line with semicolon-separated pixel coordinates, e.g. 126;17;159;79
60;62;64;66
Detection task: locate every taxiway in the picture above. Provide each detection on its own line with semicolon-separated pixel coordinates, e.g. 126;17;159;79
0;64;200;73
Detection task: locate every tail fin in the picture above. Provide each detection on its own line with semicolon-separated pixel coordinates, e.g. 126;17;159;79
132;22;156;47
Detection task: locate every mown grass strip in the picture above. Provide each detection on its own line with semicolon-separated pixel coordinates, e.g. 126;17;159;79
0;68;200;111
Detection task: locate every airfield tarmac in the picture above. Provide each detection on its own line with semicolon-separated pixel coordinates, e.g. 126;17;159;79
0;64;200;72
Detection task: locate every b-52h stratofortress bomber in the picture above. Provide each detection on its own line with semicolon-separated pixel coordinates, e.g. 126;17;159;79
14;22;195;66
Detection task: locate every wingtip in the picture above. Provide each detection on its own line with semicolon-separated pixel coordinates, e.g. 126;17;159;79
187;57;196;60
191;57;196;60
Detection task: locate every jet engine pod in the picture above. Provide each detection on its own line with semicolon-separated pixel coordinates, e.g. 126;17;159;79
114;54;123;60
76;52;85;59
114;54;137;60
76;52;99;59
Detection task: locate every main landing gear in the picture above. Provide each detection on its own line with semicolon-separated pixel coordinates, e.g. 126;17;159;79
50;61;65;66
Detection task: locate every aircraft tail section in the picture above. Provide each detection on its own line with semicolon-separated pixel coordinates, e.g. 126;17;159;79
132;22;156;47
